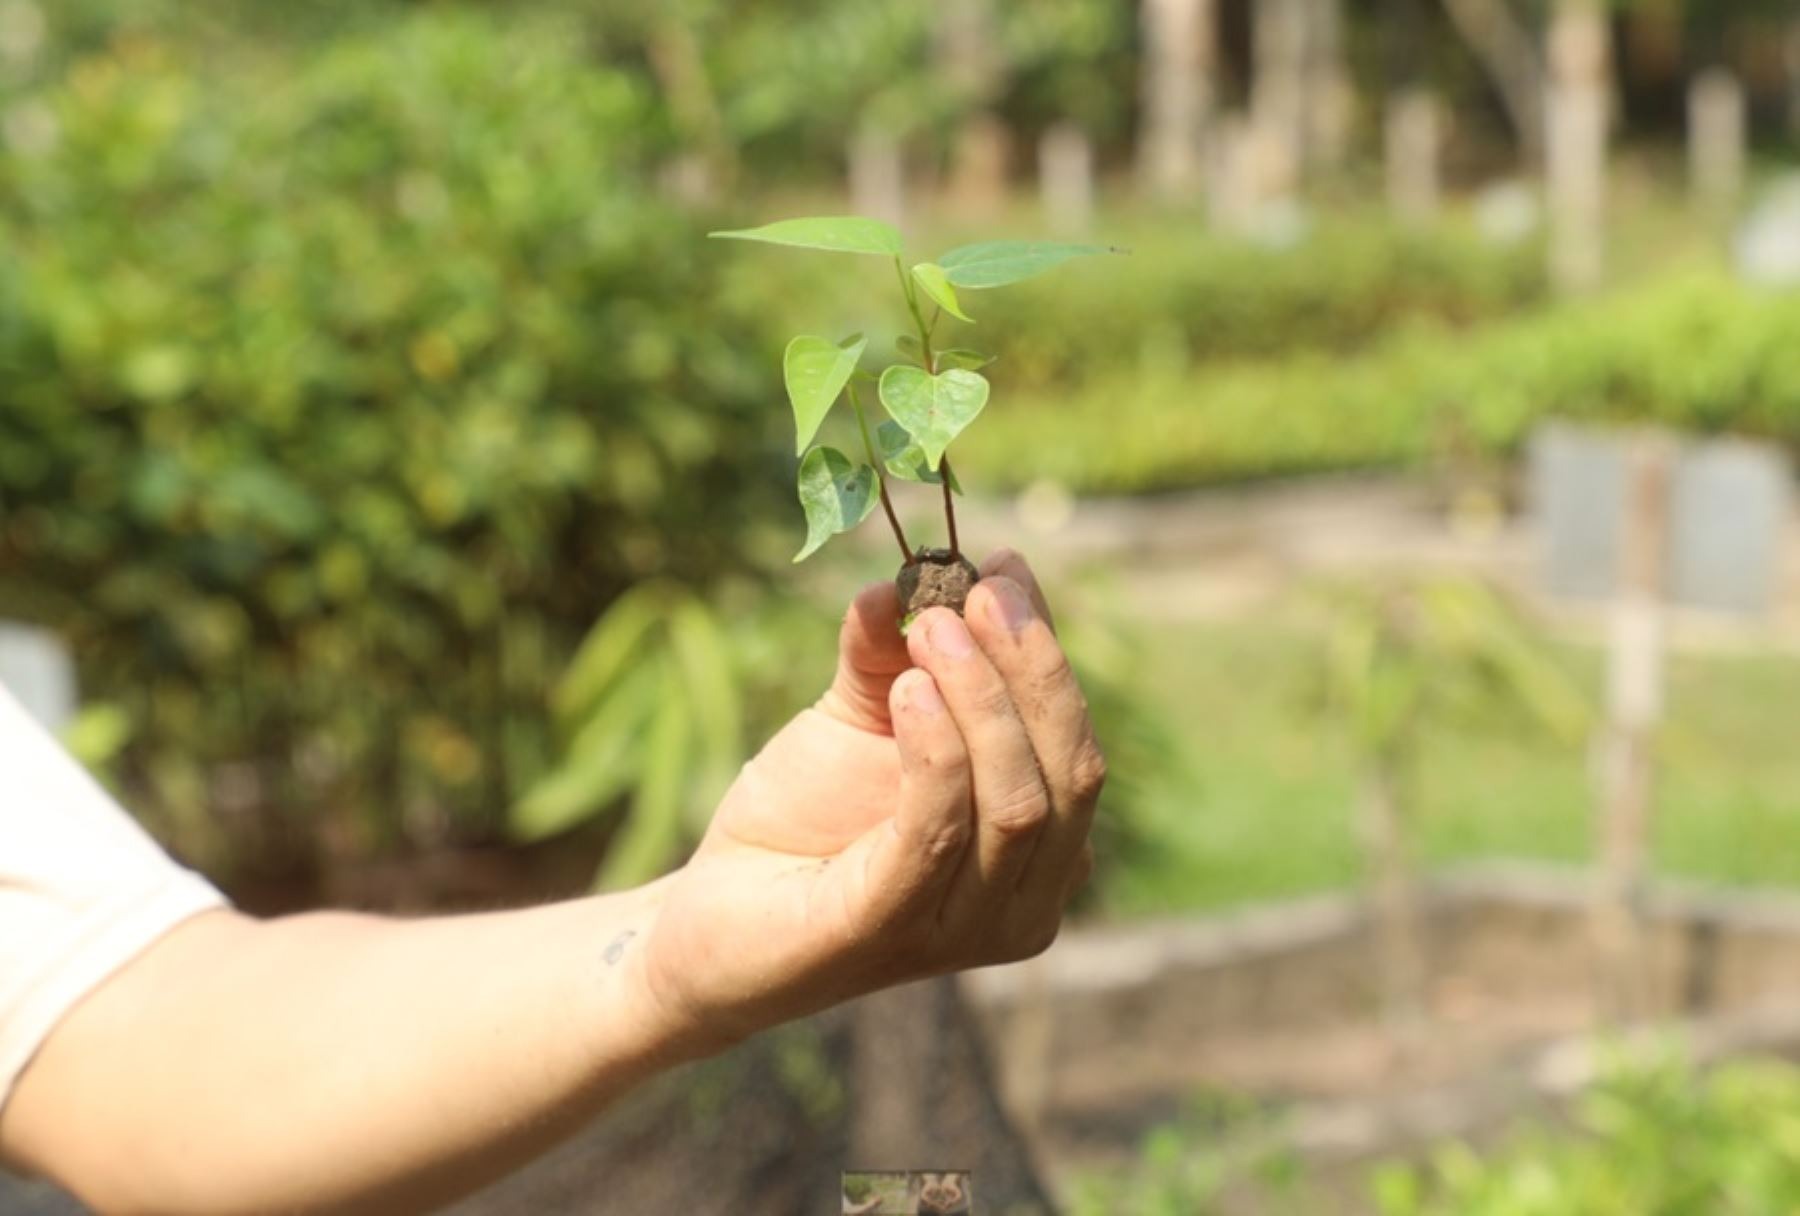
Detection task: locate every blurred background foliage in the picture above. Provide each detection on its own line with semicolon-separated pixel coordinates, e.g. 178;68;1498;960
0;6;798;881
0;0;1183;892
3;0;1800;904
1067;1049;1800;1214
11;0;1800;1204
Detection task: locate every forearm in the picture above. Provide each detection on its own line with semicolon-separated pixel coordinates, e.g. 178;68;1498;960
0;880;706;1215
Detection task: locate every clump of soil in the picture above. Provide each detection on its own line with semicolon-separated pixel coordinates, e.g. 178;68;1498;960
897;547;980;618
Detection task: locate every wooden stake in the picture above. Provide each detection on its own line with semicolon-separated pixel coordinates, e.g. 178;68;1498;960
1593;435;1672;1023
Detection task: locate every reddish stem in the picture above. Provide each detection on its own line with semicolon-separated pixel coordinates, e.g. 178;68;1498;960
940;456;960;558
879;477;914;565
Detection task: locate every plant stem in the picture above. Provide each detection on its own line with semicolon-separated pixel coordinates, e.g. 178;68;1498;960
896;257;937;371
939;455;960;558
895;258;961;556
847;382;913;564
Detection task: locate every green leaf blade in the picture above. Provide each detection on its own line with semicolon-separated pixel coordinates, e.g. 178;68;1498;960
550;583;667;724
795;446;879;562
709;216;903;257
935;348;995;372
936;240;1115;289
911;262;974;322
876;421;963;493
876;366;989;469
783;334;866;455
594;683;690;889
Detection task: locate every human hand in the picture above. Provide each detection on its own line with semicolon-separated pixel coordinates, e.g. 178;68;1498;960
639;550;1104;1048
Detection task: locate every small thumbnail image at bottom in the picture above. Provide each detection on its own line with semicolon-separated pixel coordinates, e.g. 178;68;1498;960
840;1168;974;1214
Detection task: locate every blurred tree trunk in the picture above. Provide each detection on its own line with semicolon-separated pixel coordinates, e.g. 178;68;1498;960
1546;0;1612;293
645;15;735;201
1684;6;1741;222
1383;0;1441;226
1787;21;1800;139
937;0;1009;214
1251;0;1307;197
849;121;908;232
1441;0;1545;166
1137;0;1216;198
1252;0;1349;190
1304;0;1352;175
848;979;1054;1212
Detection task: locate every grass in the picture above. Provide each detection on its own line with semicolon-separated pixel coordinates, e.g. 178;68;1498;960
1103;611;1800;918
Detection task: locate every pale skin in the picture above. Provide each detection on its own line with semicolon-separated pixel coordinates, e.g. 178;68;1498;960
0;550;1103;1215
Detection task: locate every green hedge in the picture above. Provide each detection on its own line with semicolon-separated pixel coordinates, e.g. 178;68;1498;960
966;216;1547;391
0;11;791;875
960;268;1800;494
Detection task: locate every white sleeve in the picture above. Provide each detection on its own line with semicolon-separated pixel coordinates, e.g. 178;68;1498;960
0;682;227;1110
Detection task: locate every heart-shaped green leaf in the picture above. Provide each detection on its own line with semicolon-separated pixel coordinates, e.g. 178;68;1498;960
936;240;1115;289
911;262;973;322
783;333;866;455
794;446;879;562
709;216;903;257
877;365;989;469
935;348;995;372
876;421;963;493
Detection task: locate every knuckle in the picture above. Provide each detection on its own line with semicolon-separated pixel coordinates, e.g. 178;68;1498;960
1019;646;1076;700
1070;743;1109;802
915;736;970;780
919;818;971;862
970;682;1017;720
984;783;1050;837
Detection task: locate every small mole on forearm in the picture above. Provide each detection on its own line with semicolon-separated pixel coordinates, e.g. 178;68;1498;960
602;929;638;967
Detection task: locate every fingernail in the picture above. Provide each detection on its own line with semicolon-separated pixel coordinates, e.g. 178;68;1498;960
928;613;976;659
907;673;945;715
986;580;1033;634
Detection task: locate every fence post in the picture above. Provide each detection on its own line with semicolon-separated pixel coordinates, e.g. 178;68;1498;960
1592;436;1672;1022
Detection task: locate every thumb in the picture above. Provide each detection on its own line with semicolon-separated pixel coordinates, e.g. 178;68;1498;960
838;669;972;931
816;580;910;733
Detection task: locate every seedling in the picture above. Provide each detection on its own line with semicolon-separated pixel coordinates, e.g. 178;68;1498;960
710;215;1114;617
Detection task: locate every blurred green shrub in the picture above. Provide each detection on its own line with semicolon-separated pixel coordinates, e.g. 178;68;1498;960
961;268;1800;494
0;9;792;876
971;218;1547;393
516;570;1189;895
1376;1050;1800;1214
1067;1088;1314;1216
1072;1049;1800;1214
591;0;1134;180
510;582;829;890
